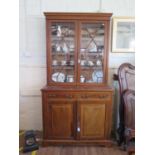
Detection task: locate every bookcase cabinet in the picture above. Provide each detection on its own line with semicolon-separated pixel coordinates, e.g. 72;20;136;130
42;12;113;146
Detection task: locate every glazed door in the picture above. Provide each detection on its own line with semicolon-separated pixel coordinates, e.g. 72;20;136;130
77;100;106;139
47;100;76;139
48;21;77;85
78;22;106;85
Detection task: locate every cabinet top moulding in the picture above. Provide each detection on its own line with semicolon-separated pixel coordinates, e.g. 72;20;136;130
44;12;113;20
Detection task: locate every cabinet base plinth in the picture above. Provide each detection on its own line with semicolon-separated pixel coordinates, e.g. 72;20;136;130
42;139;114;147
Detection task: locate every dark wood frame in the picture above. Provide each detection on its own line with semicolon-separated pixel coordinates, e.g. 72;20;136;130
115;63;135;147
123;90;135;155
118;63;135;95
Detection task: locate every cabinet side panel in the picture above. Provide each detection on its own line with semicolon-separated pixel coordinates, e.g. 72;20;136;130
42;91;48;139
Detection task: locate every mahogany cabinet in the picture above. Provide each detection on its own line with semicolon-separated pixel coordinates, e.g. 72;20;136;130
41;13;113;146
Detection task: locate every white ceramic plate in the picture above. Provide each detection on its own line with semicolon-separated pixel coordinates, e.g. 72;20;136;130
92;70;103;83
52;72;65;82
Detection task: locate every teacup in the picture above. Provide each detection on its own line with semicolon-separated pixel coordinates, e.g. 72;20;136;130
80;76;85;83
88;61;94;66
96;60;102;66
67;75;74;82
70;60;74;66
61;60;66;66
56;46;61;52
52;60;57;66
80;60;86;66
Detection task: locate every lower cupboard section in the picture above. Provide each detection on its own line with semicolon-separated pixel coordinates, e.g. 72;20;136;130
42;89;113;146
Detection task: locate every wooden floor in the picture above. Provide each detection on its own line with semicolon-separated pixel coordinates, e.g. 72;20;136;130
20;146;129;155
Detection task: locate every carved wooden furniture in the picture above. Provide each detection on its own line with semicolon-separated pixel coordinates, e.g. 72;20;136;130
113;63;135;155
118;63;135;95
41;12;113;146
123;90;135;155
117;63;135;144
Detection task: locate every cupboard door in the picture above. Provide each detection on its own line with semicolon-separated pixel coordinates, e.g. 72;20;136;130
78;100;106;139
49;21;77;84
47;100;75;139
78;22;105;84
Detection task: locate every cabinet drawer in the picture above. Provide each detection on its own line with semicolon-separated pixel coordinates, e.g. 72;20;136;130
47;93;76;99
79;92;111;100
46;92;111;100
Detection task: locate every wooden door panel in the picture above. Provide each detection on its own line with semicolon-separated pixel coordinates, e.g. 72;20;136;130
79;101;106;139
48;100;75;139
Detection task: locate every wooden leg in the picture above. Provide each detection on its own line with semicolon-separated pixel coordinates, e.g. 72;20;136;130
117;99;125;146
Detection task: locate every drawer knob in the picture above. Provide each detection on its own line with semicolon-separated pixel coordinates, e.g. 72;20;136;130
81;95;88;98
100;95;108;98
66;95;72;98
49;94;56;97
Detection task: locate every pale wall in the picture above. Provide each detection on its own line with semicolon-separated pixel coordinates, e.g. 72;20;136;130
19;0;135;130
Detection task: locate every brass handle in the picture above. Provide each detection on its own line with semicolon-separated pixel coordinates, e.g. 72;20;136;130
66;95;72;99
85;95;88;98
100;95;108;99
81;95;88;98
48;94;56;97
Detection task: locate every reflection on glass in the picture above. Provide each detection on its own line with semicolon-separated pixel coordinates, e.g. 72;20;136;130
116;22;135;49
80;23;104;83
51;22;75;83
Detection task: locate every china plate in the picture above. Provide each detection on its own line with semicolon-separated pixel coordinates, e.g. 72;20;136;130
52;72;65;82
92;70;103;83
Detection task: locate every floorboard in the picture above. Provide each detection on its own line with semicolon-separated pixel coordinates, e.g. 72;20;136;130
20;146;129;155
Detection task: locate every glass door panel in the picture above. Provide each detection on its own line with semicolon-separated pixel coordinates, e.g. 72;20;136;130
51;22;76;83
79;23;105;83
